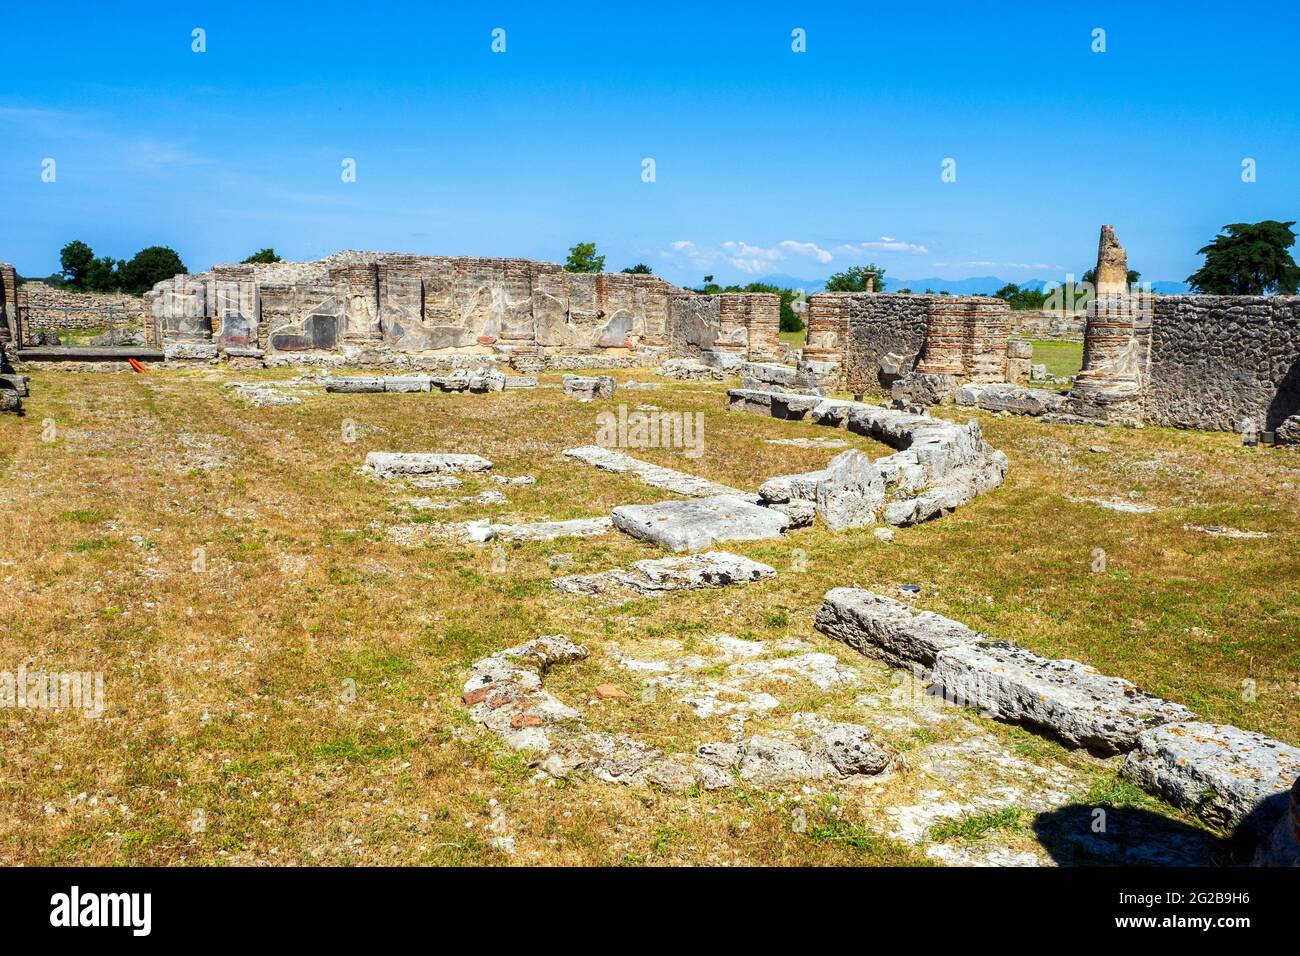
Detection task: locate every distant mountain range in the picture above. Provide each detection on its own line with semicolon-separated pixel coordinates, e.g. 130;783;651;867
751;274;1191;295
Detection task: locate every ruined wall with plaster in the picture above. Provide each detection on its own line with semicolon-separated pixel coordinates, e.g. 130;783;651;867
150;251;780;365
1142;295;1300;431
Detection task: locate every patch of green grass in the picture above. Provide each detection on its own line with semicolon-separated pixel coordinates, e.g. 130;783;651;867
58;509;108;524
1028;340;1084;382
929;806;1026;842
70;537;114;553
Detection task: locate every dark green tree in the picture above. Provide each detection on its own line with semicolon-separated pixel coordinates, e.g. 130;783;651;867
118;246;186;294
826;264;887;292
84;255;123;292
1186;221;1299;294
992;283;1049;310
564;242;605;273
242;248;282;264
59;240;95;288
621;263;652;274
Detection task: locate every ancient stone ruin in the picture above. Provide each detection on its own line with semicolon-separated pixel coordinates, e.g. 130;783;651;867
146;251;782;370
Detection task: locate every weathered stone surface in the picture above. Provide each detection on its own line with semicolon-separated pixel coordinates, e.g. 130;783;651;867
815;587;984;667
1094;224;1129;295
891;371;956;406
932;641;1193;755
1122;722;1300;833
878;350;915;388
1277;414;1300;446
382;375;432;393
808;722;894;776
462;635;589;752
955;382;1068;416
766;498;815;527
611;495;790;551
163;342;218;361
326;376;385;393
553;550;776;596
758;469;829;503
815;450;886;530
486;517;613;542
364;451;493;478
695;725;892;787
883;451;1008;526
564;445;757;500
656;358;725;381
468;368;506;393
0;388;20;414
503;375;538;389
562;374;615;401
1254;777;1300;866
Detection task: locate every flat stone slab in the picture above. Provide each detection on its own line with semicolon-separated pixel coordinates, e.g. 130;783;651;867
364;451;493;478
552;551;775;596
326;377;385;393
564;446;758;501
930;641;1193;755
382;376;432;392
1122;721;1300;834
562;374;614;400
486;517;614;542
815;588;985;668
611;495;790;551
955;382;1068;416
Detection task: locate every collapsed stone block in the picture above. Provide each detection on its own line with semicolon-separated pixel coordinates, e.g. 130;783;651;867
814;450;886;530
890;371;957;406
562;374;615;401
814;587;985;668
930;640;1193;755
552;550;776;596
326;377;385;393
611;495;790;551
1122;722;1300;834
364;451;493;478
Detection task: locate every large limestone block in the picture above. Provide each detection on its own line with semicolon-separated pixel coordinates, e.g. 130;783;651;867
364;452;493;478
1122;721;1300;834
562;374;615;401
1254;778;1300;866
552;550;776;595
758;469;830;503
955;382;1068;416
814;588;984;668
326;377;385;393
610;495;790;551
815;450;886;530
891;371;956;406
931;641;1193;755
382;376;432;393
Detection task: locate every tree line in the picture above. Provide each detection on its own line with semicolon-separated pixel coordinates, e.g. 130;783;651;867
20;244;284;295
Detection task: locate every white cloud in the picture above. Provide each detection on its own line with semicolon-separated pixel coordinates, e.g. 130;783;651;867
835;237;929;255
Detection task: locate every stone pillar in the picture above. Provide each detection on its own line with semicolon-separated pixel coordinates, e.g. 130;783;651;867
1006;340;1033;385
965;298;1011;382
334;262;382;344
637;276;670;347
711;293;752;357
1070;226;1150;419
803;294;850;365
743;293;782;362
914;298;969;374
0;263;17;345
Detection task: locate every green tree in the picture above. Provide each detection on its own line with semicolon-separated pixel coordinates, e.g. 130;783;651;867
1186;221;1299;294
826;264;887;292
118;246;186;294
564;242;605;273
621;263;652;274
992;283;1049;310
1080;267;1141;287
59;240;95;288
687;278;804;332
84;256;123;292
242;248;282;264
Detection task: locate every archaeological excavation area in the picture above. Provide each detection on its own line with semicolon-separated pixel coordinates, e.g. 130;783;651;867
1;231;1298;869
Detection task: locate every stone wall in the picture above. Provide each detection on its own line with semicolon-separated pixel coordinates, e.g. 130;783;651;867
806;292;1011;394
149;251;779;365
0;264;17;344
15;282;153;343
1143;295;1300;432
1010;309;1085;342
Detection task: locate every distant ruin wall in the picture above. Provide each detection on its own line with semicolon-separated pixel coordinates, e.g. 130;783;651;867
148;251;779;365
0;264;16;344
1142;295;1300;432
1010;309;1085;342
18;282;153;342
811;292;1011;394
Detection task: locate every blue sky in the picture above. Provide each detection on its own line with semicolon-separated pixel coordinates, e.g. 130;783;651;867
1;1;1297;288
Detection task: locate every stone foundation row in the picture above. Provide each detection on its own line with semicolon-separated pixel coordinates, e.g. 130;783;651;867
814;587;1300;860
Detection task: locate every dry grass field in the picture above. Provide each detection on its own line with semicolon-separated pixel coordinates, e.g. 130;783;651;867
1;365;1296;866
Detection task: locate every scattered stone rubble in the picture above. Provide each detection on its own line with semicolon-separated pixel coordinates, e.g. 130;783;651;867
462;634;895;792
364;451;493;478
732;389;1008;527
562;374;615;401
563;446;758;500
655;358;726;381
552;551;775;596
814;587;1299;844
325;368;519;394
0;343;25;414
611;495;792;551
